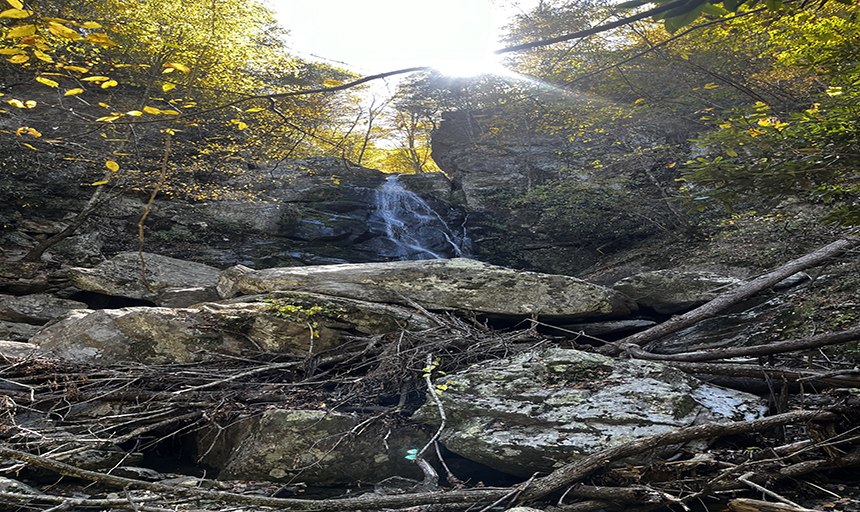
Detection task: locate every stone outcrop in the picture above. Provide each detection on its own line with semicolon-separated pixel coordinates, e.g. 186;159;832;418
198;409;428;486
30;292;433;364
60;252;221;308
414;348;767;477
0;294;88;325
612;270;744;314
217;258;638;320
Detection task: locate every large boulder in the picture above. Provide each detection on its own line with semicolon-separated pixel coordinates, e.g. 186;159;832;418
61;252;221;307
217;258;637;321
30;292;433;364
612;270;743;314
413;348;767;477
198;409;428;486
0;294;88;325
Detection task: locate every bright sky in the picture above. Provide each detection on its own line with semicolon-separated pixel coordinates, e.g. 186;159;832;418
266;0;532;76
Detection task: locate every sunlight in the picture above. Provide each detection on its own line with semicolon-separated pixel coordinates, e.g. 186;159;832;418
428;53;515;78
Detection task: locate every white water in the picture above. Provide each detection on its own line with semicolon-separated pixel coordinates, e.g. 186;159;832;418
370;175;470;261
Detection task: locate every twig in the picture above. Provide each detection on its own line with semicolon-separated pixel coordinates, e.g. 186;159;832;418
737;472;802;508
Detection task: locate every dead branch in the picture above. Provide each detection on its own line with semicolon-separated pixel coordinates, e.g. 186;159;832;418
622;326;860;362
599;236;860;356
729;497;823;512
665;360;860;387
519;409;837;501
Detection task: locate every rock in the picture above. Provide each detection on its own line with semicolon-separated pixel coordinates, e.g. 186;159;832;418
413;348;767;477
52;232;106;266
0;321;41;343
31;292;433;363
612;270;744;314
0;294;88;325
218;258;637;321
199;409;428;486
644;293;805;354
54;448;143;471
0;476;40;496
110;467;165;481
0;261;42;279
61;252;221;307
0;340;53;359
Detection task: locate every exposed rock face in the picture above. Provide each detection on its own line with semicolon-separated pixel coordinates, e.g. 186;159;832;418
30;292;433;364
199;409;428;486
217;258;638;321
0;294;87;325
414;348;767;477
61;252;221;307
612;270;744;314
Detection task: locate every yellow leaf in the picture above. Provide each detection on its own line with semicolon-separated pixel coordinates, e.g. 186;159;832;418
100;79;117;88
96;115;120;122
82;76;109;82
704;82;719;89
36;76;58;87
0;48;24;54
6;24;36;38
0;8;34;18
63;65;89;73
81;21;101;29
22;143;37;150
98;102;110;108
143;106;161;114
164;62;190;73
64;88;84;96
7;53;28;63
7;99;24;108
47;22;83;41
323;79;342;87
105;160;119;172
160;109;179;115
726;149;738;157
125;110;142;116
245;107;265;112
162;83;176;92
24;100;35;108
34;50;53;63
235;121;247;130
91;180;109;186
633;98;645;104
162;68;174;74
6;0;24;9
85;33;116;46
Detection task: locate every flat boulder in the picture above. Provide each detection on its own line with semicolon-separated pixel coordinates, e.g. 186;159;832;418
0;294;88;325
61;252;221;307
30;292;433;364
413;348;766;477
612;270;743;314
218;258;637;321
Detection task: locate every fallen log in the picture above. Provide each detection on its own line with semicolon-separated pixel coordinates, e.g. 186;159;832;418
729;498;822;512
598;236;860;356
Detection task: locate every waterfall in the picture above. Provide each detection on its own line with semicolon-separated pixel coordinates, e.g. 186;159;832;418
368;174;471;261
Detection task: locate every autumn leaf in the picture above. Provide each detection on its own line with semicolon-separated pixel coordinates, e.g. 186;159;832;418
96;115;121;122
7;54;28;63
48;22;84;40
5;0;23;9
125;110;142;116
164;62;190;72
245;107;265;112
105;160;119;172
101;79;118;88
162;83;176;92
81;22;102;29
0;48;24;54
62;65;89;73
91;180;109;186
36;76;59;87
160;109;180;115
6;24;36;38
86;33;116;46
33;50;53;63
143;106;162;114
23;100;36;108
82;76;110;82
0;8;34;18
64;88;84;96
7;99;25;108
14;126;41;137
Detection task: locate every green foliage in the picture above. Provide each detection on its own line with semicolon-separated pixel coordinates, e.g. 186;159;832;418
263;298;347;324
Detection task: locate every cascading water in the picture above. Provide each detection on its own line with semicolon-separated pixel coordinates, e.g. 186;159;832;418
367;174;471;261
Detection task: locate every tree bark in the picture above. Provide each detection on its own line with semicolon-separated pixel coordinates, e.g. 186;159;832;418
598;236;860;356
